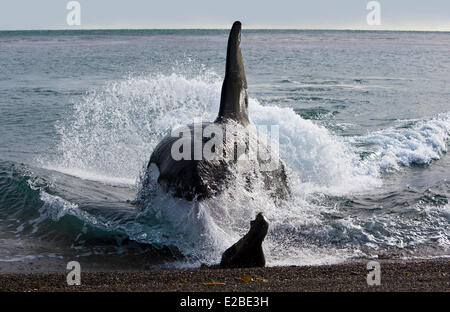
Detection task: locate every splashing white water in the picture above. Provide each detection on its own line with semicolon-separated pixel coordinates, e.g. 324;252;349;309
351;114;450;170
43;73;221;185
37;72;449;267
43;73;386;193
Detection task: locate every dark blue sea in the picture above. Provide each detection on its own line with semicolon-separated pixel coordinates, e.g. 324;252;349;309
0;29;449;268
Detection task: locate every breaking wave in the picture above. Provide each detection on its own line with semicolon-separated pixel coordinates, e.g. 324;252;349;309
14;72;448;266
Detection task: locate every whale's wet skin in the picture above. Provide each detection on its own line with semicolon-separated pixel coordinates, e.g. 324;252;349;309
142;22;290;203
0;29;449;268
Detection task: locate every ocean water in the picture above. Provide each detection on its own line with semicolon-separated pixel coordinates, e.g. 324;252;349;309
0;29;449;268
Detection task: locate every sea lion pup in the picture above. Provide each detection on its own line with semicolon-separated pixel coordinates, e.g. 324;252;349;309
220;212;269;268
141;21;290;201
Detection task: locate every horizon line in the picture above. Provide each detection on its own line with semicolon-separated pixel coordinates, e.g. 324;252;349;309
1;27;450;33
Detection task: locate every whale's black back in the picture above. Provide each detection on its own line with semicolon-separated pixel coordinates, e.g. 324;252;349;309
142;21;290;202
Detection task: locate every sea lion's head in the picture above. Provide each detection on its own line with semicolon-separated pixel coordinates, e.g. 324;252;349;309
249;212;269;242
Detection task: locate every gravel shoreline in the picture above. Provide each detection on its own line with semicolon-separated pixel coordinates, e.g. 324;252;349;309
0;258;448;292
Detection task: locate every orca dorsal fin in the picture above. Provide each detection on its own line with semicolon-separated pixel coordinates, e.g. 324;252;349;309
215;21;249;126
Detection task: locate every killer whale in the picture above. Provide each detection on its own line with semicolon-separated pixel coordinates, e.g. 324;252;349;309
141;21;290;201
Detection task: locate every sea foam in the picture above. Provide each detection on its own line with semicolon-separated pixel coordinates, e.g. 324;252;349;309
35;73;449;266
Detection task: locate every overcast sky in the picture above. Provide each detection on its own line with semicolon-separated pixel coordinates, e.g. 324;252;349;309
0;0;449;30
